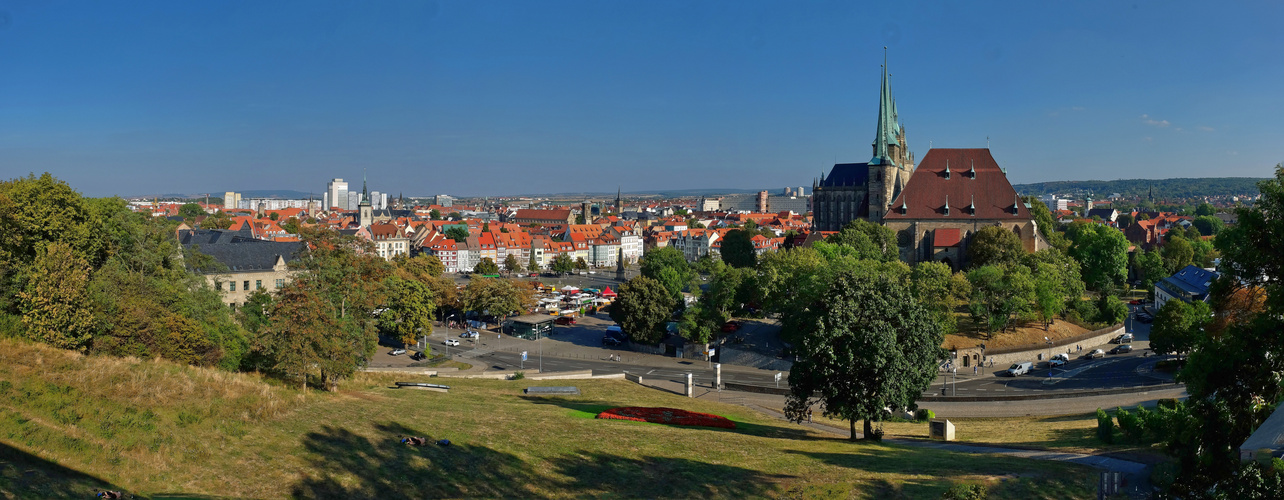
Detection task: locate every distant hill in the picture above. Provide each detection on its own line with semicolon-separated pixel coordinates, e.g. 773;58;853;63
1013;178;1266;199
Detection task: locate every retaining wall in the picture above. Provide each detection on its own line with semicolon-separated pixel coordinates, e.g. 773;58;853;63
950;324;1125;370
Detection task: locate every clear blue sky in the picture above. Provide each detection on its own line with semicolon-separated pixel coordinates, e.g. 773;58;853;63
1;1;1280;197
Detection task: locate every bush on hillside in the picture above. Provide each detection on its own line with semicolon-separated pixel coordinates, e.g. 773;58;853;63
941;483;988;500
915;408;936;421
1116;406;1145;443
1096;408;1115;444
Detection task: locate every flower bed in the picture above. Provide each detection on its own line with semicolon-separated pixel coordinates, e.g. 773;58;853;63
596;407;736;429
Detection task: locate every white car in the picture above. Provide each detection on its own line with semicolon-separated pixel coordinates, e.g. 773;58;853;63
389;348;407;356
1048;354;1068;368
443;339;460;347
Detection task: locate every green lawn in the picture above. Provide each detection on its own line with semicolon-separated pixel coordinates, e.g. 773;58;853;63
0;338;1103;499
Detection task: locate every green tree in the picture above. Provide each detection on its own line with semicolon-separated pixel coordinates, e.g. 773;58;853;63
686;218;705;229
462;278;531;325
966;225;1025;268
178;202;205;219
1192;215;1224;237
280;217;301;234
1134;249;1168;292
474;258;500;276
784;271;945;440
429;209;442;220
719;229;756;268
503;254;521;274
825;219;898;262
445;226;469;242
527;252;540;273
1116;213;1135;228
1150;299;1208;356
575;257;589;270
1161;236;1195;274
380;276;436;348
551;253;575;275
17;242;95;350
967;264;1035;337
1067;222;1129;291
639;246;693;303
1096;294;1128;324
909;261;971;334
447;212;461;220
1194;202;1216;216
1024;196;1055;240
608;276;674;345
393;254;444;281
261;280;352;390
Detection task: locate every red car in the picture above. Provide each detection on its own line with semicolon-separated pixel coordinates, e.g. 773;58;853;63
721;321;741;333
555;316;577;325
1128;299;1141;305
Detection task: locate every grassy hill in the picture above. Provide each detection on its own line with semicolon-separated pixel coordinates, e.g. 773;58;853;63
0;338;1100;499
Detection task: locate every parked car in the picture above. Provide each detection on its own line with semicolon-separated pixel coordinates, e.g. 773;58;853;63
1001;362;1033;376
1085;348;1106;359
389;348;407;356
602;336;622;346
1136;313;1154;323
721;321;741;333
443;339;460;346
1120;333;1134;343
410;351;427;361
1110;344;1133;355
1048;353;1069;368
555;316;577;325
460;331;479;338
1129;299;1142;305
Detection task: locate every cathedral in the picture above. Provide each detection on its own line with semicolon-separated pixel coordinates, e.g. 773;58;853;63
811;55;915;230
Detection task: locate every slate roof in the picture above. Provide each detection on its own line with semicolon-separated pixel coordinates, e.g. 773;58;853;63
1241;401;1284;460
820;163;871;187
180;229;305;273
884;149;1028;220
1157;265;1219;298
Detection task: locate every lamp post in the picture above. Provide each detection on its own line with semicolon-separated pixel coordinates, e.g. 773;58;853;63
1045;337;1054;381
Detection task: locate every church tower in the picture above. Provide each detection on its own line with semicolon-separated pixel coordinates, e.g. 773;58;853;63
358;170;373;229
868;50;914;223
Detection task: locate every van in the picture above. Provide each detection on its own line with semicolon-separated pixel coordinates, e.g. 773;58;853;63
1003;362;1033;377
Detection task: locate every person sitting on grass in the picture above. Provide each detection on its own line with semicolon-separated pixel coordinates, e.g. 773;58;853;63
97;492;124;499
401;436;428;446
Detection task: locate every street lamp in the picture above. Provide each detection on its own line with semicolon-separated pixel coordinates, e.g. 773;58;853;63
1045;336;1054;381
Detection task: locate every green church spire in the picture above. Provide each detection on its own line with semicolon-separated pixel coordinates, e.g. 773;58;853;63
871;47;900;166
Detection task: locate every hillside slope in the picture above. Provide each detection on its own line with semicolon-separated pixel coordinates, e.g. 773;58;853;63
0;338;1100;499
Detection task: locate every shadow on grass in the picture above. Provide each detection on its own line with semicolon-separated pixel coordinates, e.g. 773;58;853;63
784;445;1096;500
0;441;123;499
290;421;784;499
519;397;819;441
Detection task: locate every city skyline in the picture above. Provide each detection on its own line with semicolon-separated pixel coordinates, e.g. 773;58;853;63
1;1;1281;197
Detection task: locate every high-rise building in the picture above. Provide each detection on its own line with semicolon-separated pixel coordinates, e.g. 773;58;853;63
380;193;388;211
223;191;240;210
371;191;382;210
347;191;361;210
327;179;348;210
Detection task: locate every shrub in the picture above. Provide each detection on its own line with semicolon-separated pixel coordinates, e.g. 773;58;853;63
941;483;988;500
1116;406;1144;443
510;371;525;380
1096;408;1115;444
1157;398;1181;410
915;408;936;421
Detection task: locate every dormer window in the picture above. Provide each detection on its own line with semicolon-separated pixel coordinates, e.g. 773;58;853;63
968;160;978;179
943;160;951;180
968;195;977;216
943;195;950;216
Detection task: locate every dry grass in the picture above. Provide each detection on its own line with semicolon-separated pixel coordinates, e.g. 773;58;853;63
1;338;1103;499
944;317;1091;351
877;414;1159;456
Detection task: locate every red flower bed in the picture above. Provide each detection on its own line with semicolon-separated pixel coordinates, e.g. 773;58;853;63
596;407;736;429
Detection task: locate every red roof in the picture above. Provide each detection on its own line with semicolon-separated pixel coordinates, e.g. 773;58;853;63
884;149;1029;220
933;228;962;247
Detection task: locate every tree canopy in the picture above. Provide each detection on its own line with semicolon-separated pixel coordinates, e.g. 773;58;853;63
966;225;1025;268
445;226;469;242
719;229;756;268
785;270;945;440
608;276;674;345
639;246;693;303
1066;221;1128;291
474;258;500;276
824;219;898;262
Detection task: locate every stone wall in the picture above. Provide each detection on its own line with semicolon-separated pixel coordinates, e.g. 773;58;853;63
950;324;1124;370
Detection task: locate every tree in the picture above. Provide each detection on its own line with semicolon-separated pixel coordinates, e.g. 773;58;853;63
909;261;970;335
527;252;540;273
686;218;705;229
1192;215;1224;237
967;264;1035;337
1150;299;1208;356
1134;249;1167;292
1194;202;1216;216
1022;248;1085;328
574;257;588;270
393;254;444;282
445;226;469;242
720;229;756;268
608;276;674;345
261;281;354;390
1161;236;1195;274
17;242;95;350
474;258;500;276
551;253;575;275
825;219;898;262
1116;213;1135;228
178;202;205;219
462;278;531;324
1024;196;1056;240
268;212;279;221
503;254;521;274
280;217;301;234
429;209;441;220
447;212;461;220
785;271;945;440
639;246;693;303
1096;293;1128;324
380;276;435;348
1067;222;1129;291
966;225;1025;268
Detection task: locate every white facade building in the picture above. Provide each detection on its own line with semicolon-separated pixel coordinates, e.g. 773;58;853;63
327;179;349;210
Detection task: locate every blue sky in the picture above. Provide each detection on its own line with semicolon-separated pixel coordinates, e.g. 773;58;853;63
1;0;1280;197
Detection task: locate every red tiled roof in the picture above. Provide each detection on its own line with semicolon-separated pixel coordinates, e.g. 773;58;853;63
884;149;1028;221
933;228;962;247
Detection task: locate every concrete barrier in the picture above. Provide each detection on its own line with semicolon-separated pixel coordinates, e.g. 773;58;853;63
592;373;627;380
624;373;644;384
527;370;594;380
724;381;792;396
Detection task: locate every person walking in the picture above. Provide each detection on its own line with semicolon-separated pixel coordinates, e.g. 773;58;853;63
806;408;813;424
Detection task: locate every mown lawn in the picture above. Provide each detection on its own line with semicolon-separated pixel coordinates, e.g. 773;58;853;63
0;338;1103;499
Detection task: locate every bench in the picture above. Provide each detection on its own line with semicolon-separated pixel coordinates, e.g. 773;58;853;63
524;386;580;395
